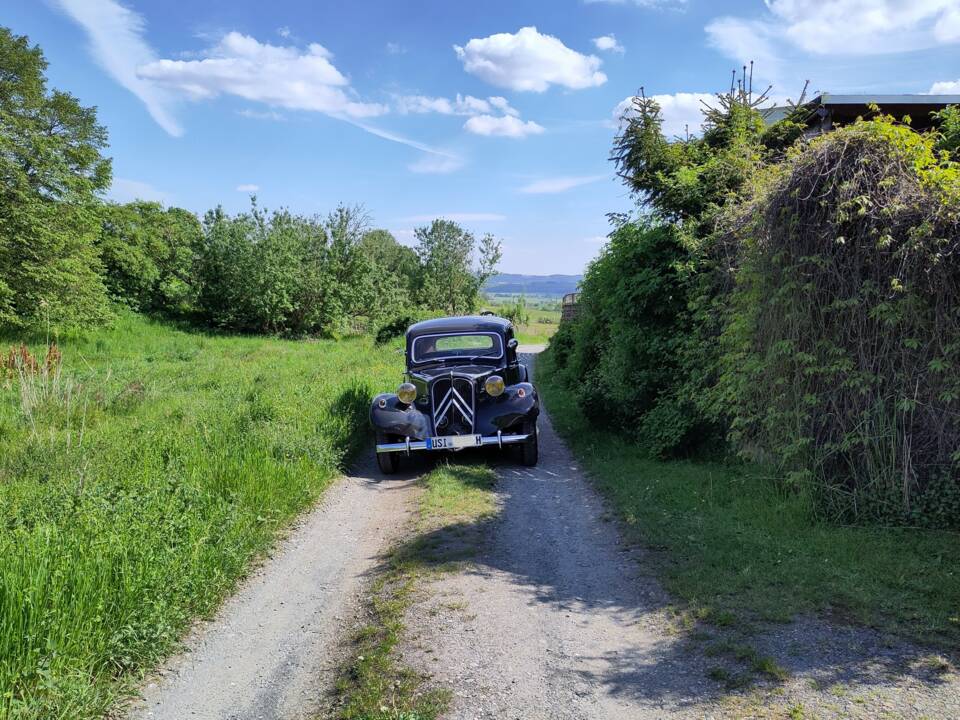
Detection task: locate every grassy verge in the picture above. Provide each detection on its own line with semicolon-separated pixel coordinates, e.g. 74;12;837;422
0;311;402;720
537;348;960;649
335;463;497;719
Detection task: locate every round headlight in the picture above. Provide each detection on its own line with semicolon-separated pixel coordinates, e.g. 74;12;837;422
396;382;417;405
484;375;505;397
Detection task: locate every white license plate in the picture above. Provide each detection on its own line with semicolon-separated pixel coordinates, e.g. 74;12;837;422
427;434;482;450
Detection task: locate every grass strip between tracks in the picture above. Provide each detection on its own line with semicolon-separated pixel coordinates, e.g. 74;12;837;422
334;463;497;720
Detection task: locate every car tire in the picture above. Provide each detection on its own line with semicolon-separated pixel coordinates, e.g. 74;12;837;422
376;432;400;475
519;419;538;467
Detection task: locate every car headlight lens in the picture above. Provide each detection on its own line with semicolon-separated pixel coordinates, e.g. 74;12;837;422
484;375;505;397
396;382;417;405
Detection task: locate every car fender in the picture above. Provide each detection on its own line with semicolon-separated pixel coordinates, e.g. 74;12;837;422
475;382;539;434
369;393;432;439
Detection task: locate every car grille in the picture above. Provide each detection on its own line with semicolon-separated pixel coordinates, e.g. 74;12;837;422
430;374;475;435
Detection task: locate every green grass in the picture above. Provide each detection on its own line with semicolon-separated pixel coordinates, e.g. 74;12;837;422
537;348;960;649
0;311;402;720
335;463;496;719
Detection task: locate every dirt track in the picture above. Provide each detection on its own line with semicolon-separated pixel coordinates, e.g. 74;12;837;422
127;348;960;720
126;469;419;720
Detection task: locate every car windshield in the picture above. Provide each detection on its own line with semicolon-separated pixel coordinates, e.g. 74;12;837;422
411;333;503;363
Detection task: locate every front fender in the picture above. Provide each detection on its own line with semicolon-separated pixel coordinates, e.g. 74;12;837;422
370;394;431;439
476;382;539;434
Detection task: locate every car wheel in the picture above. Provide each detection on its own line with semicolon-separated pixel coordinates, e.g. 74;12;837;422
519;419;538;467
376;432;400;475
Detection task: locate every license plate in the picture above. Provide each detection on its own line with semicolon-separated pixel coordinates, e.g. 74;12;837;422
427;434;482;450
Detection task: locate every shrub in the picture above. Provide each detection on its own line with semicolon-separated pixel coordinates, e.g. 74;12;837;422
550;220;701;454
719;117;960;525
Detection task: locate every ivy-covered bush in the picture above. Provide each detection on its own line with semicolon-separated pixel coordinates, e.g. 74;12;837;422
719;117;960;526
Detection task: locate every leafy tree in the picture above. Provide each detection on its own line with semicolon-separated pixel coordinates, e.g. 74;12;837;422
0;27;111;329
414;219;501;314
361;229;419;292
192;201;387;336
97;201;201;314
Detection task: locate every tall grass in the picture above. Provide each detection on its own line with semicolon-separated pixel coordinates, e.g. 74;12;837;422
0;312;402;719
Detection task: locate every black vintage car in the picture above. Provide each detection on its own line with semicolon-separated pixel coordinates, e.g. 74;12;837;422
370;315;540;474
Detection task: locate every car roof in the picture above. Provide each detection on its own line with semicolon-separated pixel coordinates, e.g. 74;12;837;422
406;315;513;339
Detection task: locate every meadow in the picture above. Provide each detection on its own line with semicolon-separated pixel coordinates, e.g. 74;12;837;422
0;312;402;719
538;349;960;650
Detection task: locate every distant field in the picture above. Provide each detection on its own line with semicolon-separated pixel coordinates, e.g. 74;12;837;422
0;312;402;720
481;298;561;345
483;273;581;298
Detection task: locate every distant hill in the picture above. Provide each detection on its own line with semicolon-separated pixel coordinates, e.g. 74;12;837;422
484;273;582;298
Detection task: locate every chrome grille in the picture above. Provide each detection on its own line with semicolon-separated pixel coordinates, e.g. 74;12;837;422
430;374;475;435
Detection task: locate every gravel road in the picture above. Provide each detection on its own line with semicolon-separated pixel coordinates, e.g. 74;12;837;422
126;467;419;720
125;346;959;720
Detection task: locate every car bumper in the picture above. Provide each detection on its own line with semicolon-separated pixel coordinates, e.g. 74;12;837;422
376;431;532;454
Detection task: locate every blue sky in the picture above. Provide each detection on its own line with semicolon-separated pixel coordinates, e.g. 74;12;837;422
7;1;960;273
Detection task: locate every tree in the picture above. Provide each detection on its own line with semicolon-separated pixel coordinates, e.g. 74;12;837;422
0;27;112;329
361;229;419;293
97;201;201;315
414;219;501;314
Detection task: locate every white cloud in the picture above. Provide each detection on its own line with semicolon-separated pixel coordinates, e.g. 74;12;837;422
613;92;714;137
400;213;506;223
592;34;625;53
236;183;259;192
709;0;960;72
396;93;520;117
386;42;407;55
277;26;291;39
488;96;520;117
519;175;606;194
454;26;606;92
238;108;285;120
109;177;169;203
464;114;545;138
930;79;960;93
137;32;386;119
53;0;182;136
408;155;465;174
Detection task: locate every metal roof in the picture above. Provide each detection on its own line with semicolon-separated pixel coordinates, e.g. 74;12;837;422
812;94;960;106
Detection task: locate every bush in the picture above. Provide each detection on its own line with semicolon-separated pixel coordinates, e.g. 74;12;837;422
719;118;960;526
97;202;201;315
550;220;702;455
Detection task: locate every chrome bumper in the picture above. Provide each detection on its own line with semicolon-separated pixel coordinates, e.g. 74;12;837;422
376;432;531;454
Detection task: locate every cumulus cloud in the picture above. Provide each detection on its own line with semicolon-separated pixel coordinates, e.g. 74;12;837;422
519;175;605;194
138;32;386;119
53;0;182;136
592;34;625;53
930;78;960;93
613;92;714;138
395;93;519;117
709;0;960;70
236;183;259;192
464;114;545;138
454;26;606;92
